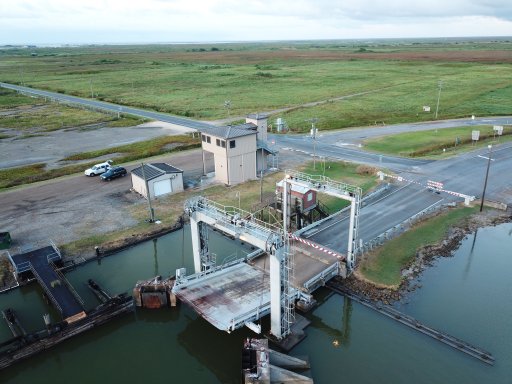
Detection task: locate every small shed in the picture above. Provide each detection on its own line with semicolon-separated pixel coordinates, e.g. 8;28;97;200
131;163;184;199
276;181;317;212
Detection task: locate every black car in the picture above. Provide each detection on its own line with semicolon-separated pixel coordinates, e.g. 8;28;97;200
100;166;127;181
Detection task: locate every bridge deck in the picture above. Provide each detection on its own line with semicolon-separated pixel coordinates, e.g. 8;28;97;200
250;242;340;289
175;239;342;332
174;263;270;332
10;247;85;321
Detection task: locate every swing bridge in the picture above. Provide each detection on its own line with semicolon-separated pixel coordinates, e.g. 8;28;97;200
172;170;361;340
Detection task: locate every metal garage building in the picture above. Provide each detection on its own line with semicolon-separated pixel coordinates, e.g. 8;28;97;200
131;163;184;199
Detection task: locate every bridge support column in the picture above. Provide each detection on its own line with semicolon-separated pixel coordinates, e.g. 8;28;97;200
347;199;356;270
190;215;210;273
270;245;284;339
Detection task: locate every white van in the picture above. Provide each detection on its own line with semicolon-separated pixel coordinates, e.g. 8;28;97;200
84;160;113;176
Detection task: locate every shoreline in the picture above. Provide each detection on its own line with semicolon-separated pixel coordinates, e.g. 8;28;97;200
342;208;512;304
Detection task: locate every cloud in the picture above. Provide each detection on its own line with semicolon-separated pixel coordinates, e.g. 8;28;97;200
1;0;511;44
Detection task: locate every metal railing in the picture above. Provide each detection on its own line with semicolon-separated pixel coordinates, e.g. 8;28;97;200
302;262;340;292
359;201;451;255
174;258;247;289
50;262;85;307
285;169;362;197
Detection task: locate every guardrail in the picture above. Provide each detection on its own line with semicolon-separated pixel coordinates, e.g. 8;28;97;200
174;258;247;289
359;201;452;255
302;262;340;292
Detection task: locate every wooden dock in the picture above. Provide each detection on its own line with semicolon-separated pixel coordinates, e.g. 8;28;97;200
326;280;495;366
0;283;134;370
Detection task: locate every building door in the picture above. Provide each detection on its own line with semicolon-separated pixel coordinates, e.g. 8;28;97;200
154;179;172;197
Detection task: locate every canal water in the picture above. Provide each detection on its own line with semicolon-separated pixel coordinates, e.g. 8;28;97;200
1;223;511;383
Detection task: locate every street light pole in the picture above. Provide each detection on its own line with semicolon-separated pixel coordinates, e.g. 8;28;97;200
435;80;443;119
235;191;240;209
479;144;493;212
310;119;318;170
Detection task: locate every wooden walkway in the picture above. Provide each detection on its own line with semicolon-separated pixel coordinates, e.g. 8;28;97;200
10;246;85;322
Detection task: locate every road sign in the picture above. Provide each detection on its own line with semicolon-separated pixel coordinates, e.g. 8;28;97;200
472;130;480;141
493;125;503;135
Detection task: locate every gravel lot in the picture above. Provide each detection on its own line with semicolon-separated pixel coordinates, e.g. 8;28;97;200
0;120;196;169
0;123;305;253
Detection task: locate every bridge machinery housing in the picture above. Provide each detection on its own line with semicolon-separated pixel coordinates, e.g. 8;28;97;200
172;170;361;341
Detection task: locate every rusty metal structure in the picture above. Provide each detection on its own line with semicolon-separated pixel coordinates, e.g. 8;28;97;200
173;170;361;341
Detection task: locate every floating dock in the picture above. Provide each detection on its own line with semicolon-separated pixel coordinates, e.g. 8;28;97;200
0;282;134;370
8;244;86;322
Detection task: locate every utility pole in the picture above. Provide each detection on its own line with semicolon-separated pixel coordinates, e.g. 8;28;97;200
224;100;231;120
260;171;263;203
479;144;493;212
306;118;319;170
235;191;241;209
141;162;155;222
435;80;443;119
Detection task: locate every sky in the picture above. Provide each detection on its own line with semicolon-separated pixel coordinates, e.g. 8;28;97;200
1;0;511;45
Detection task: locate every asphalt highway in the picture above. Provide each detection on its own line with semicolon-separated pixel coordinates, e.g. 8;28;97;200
0;82;215;131
2;82;510;255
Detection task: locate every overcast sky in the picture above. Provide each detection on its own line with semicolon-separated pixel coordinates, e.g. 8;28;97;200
1;0;511;45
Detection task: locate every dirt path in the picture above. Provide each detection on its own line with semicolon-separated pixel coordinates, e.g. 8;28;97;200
208;84;408;126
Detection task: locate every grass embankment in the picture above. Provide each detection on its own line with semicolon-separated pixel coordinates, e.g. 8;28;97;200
62;160;378;256
359;206;478;287
364;125;512;157
0;88;142;136
300;161;378;212
0;135;200;189
1;41;511;129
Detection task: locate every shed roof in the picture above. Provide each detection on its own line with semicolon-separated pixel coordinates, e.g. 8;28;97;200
132;163;183;181
276;180;312;195
199;123;257;139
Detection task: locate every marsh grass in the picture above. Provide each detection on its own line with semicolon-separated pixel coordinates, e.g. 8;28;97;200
2;43;510;127
359;206;478;287
364;125;512;157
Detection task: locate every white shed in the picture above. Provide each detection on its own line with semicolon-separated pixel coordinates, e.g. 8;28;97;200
131;163;184;199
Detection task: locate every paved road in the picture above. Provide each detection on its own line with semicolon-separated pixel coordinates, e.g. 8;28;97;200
2;82;510;253
271;115;512;172
0;82;215;131
304;183;445;254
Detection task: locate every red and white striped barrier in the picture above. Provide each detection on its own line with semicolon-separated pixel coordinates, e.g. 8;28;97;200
378;172;473;201
289;234;346;261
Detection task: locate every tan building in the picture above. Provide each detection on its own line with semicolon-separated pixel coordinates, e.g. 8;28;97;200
201;125;257;185
200;114;276;185
131;163;184;199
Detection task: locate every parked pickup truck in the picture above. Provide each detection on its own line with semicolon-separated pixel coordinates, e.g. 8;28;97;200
84;160;113;176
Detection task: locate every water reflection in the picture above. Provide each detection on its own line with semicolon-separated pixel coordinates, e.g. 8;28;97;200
463;229;478;280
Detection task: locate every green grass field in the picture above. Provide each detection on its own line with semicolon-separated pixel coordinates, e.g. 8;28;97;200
359;206;477;287
1;41;510;131
300;161;378;212
0;88;142;133
364;125;512;157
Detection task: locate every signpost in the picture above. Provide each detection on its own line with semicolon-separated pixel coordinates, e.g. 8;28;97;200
472;130;480;145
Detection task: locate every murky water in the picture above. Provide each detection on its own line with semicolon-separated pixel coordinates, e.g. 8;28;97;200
1;223;511;383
